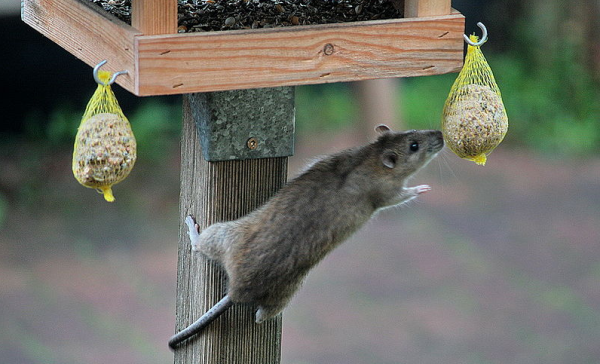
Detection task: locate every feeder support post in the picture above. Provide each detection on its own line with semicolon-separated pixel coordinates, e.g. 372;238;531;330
174;88;294;364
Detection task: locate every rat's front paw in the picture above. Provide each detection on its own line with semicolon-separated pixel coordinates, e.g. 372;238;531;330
413;184;431;195
394;185;432;205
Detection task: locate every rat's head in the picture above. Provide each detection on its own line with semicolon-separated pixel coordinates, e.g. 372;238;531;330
373;125;444;179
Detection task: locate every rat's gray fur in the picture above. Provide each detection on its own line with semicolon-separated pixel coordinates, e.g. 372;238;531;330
169;127;443;348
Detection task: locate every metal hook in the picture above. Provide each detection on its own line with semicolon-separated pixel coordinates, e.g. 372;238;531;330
93;60;128;86
463;22;488;47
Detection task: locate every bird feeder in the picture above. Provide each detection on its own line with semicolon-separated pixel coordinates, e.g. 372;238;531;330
22;0;464;95
21;0;465;362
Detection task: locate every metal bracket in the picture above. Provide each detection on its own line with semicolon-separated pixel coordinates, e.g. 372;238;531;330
190;87;295;161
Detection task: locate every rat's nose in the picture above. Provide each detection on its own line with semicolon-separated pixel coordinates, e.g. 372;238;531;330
427;130;444;152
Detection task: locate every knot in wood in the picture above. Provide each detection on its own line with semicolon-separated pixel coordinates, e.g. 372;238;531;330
323;43;335;56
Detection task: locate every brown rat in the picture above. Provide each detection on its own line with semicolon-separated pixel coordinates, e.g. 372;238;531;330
169;125;443;349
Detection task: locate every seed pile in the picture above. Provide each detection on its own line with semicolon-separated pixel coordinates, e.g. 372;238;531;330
88;0;404;32
442;84;508;164
73;113;137;201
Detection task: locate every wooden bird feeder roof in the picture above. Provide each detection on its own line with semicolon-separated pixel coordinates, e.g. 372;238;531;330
22;0;465;96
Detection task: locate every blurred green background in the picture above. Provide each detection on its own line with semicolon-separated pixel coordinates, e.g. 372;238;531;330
1;0;600;363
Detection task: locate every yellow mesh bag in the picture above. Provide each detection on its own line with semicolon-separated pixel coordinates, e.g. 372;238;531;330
442;34;508;166
72;70;136;202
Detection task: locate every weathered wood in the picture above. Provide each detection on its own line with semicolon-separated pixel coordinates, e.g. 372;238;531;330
21;0;138;92
191;88;295;161
175;91;291;364
404;0;452;17
135;14;464;95
22;0;464;96
131;0;177;35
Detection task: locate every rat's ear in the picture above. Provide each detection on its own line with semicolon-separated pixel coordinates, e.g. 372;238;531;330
381;151;397;169
375;124;392;134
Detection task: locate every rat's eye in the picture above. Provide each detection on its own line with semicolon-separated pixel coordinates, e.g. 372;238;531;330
409;142;419;152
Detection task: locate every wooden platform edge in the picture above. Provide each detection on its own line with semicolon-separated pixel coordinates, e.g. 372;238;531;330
21;0;465;97
21;0;139;93
135;13;465;96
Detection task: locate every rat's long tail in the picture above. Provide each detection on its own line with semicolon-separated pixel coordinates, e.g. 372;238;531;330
168;295;234;350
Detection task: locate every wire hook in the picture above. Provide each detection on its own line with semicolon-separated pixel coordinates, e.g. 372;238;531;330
93;60;128;86
463;22;488;47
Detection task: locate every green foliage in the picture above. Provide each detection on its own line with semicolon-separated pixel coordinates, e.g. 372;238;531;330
402;52;600;156
400;73;455;131
295;83;358;133
22;100;181;162
23;103;80;145
127;100;182;161
22;47;600;159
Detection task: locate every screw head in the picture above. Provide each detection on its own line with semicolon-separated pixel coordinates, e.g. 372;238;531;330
247;137;258;150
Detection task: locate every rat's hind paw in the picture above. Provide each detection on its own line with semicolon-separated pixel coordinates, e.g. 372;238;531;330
185;216;201;251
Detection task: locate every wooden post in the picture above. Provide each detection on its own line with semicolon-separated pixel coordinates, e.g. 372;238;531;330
174;90;293;363
404;0;451;17
131;0;177;35
129;2;289;362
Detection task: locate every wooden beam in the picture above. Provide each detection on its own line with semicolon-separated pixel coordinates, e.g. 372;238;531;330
131;0;177;35
21;0;138;92
404;0;452;17
175;91;291;363
22;0;464;96
134;14;464;95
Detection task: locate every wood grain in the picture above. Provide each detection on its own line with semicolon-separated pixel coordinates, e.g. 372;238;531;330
135;14;464;95
21;0;138;92
22;0;464;96
175;93;289;363
131;0;177;35
405;0;452;17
